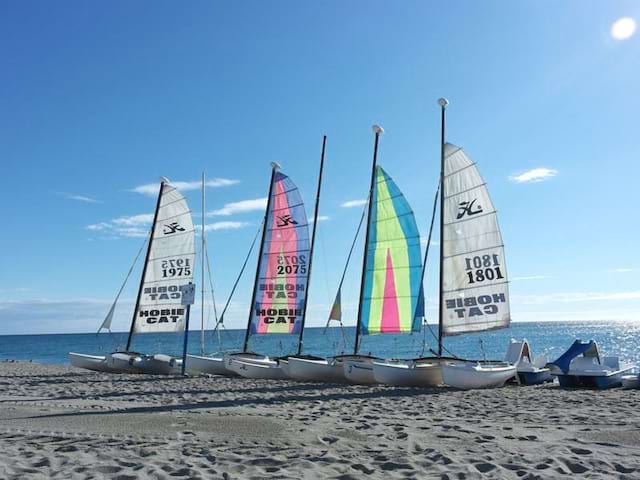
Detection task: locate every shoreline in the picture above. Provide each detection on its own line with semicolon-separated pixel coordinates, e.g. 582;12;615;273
1;361;639;479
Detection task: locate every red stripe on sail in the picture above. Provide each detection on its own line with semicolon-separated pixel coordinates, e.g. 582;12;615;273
380;249;400;333
257;178;299;333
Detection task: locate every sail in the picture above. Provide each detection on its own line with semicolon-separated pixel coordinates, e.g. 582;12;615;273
133;182;196;333
99;300;117;333
329;289;342;321
360;166;424;335
249;171;311;335
441;143;510;335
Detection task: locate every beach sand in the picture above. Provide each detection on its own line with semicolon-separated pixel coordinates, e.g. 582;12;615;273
0;361;639;479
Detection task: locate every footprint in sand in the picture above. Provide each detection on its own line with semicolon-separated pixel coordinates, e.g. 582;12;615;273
569;447;592;455
95;465;123;474
474;462;497;473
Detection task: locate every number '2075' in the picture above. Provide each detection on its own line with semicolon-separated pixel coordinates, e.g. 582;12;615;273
465;254;504;284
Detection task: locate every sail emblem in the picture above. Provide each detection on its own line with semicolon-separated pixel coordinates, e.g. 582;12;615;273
276;214;298;227
163;222;186;234
456;199;483;219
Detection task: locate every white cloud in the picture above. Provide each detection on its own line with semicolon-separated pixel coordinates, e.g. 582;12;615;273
608;268;633;273
341;199;367;208
208;198;267;216
195;221;251;232
131;178;240;196
308;215;331;223
86;213;153;238
509;168;558;183
57;192;103;204
511;275;549;281
111;214;154;227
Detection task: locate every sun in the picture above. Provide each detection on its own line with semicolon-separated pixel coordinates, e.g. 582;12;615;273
611;17;637;40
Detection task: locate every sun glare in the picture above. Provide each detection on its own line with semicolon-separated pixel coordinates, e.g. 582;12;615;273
611;17;637;40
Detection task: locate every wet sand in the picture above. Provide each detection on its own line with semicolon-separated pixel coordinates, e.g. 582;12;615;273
0;361;639;479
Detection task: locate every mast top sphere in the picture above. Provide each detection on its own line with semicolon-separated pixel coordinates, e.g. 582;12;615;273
160;176;170;184
372;124;384;135
271;161;281;170
437;98;449;108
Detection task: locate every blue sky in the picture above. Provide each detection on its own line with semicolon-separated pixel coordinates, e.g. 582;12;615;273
2;1;639;335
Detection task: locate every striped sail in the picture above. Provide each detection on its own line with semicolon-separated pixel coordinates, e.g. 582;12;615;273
133;182;195;333
249;171;311;334
441;143;510;335
360;166;424;335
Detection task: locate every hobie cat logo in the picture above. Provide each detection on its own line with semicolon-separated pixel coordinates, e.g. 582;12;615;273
276;214;298;227
163;222;185;234
457;199;483;219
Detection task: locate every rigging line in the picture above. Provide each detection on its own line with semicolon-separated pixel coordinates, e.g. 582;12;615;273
213;220;264;333
201;237;219;354
418;180;442;346
98;235;149;337
204;237;219;324
323;193;369;337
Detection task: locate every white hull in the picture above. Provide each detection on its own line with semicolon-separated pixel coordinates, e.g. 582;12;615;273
224;353;271;376
134;354;182;375
69;352;144;374
279;359;291;378
286;356;346;383
372;359;444;387
184;354;234;376
342;357;378;384
442;362;516;389
232;359;288;380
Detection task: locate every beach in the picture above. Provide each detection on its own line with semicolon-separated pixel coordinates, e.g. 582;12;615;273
0;361;639;479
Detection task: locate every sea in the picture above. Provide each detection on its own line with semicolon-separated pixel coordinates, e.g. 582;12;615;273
1;321;639;365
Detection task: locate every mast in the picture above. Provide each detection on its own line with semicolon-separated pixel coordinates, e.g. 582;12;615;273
201;172;206;355
354;125;383;355
125;180;165;351
437;98;449;357
242;163;279;352
296;135;327;355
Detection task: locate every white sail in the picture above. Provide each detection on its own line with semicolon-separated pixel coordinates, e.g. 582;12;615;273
441;143;510;335
133;182;196;334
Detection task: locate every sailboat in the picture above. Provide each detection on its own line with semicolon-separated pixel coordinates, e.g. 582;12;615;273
189;140;326;378
287;125;423;384
69;178;196;375
373;98;515;389
342;130;426;384
224;159;319;380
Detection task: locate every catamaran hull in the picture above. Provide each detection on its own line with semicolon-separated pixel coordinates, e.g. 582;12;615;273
232;360;288;380
279;359;291;378
184;355;235;376
372;360;444;387
286;356;347;383
224;353;274;376
133;354;182;375
69;353;127;373
442;363;516;390
68;352;146;374
342;357;379;384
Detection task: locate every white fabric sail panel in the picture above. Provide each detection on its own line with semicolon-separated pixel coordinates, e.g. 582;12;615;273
133;183;195;334
441;143;510;335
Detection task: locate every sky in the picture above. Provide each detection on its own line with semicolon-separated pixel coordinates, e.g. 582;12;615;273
1;1;640;335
